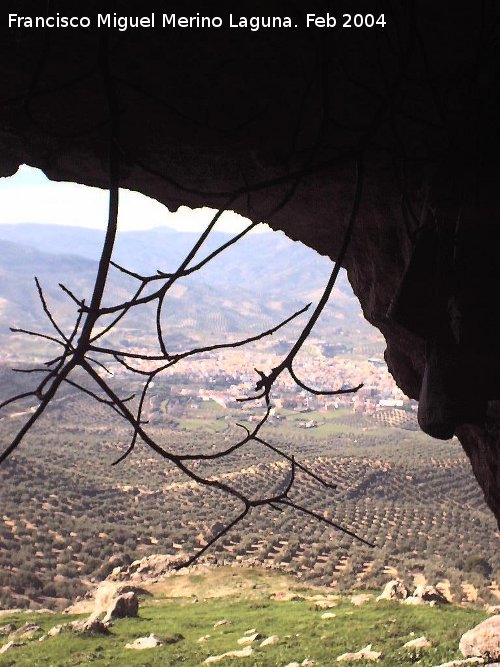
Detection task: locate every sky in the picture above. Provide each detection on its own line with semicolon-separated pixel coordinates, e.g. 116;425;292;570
0;164;268;234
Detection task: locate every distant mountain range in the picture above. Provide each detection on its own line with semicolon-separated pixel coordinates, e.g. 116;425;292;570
0;223;377;359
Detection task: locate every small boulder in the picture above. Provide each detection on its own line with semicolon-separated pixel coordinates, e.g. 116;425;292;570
103;591;139;622
337;644;382;661
11;623;41;640
405;584;449;606
321;612;337;619
403;636;431;650
376;580;408;602
260;635;279;646
48;624;67;637
237;632;261;645
459;615;500;660
204;646;253;663
125;633;164;650
213;619;231;628
72;618;110;635
0;641;25;655
315;600;337;610
198;634;211;643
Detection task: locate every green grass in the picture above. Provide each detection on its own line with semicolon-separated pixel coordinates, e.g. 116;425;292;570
0;593;488;666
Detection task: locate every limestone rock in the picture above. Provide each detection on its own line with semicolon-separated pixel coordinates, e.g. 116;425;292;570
71;618;110;635
260;635;279;646
125;633;164;650
337;644;382;661
321;612;337;619
237;632;261;645
213;619;231;628
376;580;409;602
11;622;41;640
204;646;253;663
315;600;337;609
0;640;25;654
459;615;500;660
403;636;431;649
405;585;449;606
103;591;139;622
198;634;211;643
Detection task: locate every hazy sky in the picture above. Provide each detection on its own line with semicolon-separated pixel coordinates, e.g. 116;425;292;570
0;165;267;234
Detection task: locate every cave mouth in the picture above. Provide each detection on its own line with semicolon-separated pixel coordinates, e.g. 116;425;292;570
1;2;499;525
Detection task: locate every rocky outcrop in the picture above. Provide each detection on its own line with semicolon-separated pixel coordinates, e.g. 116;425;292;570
376;580;409;602
459;616;500;661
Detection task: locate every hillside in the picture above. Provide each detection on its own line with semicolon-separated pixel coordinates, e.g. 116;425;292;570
0;223;498;619
0;224;375;360
0;568;491;666
1;374;498;611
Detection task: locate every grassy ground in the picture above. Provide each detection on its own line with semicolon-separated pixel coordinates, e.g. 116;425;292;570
0;575;488;666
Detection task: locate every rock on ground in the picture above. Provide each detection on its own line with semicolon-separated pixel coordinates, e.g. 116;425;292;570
337;644;382;661
10;623;41;640
315;600;337;609
237;632;261;645
71;619;110;635
405;585;449;606
103;591;139;623
376;580;409;601
0;641;25;655
321;612;337;619
403;636;431;649
459;615;500;660
125;633;164;650
204;646;253;663
213;619;231;628
260;635;279;646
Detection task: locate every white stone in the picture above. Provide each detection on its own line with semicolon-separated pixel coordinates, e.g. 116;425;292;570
403;636;431;649
125;633;164;650
260;635;279;646
204;646;253;663
337;644;382;661
237;632;260;645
